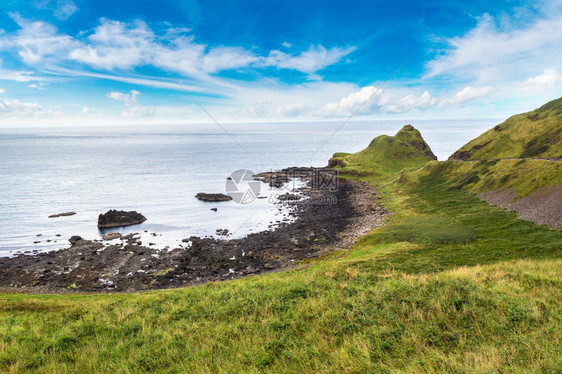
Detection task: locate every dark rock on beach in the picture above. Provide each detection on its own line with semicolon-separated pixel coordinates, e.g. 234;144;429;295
97;210;147;229
195;193;232;202
0;168;390;294
278;193;300;201
102;232;122;240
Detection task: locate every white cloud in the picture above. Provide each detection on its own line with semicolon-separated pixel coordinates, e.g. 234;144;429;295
32;0;78;20
53;0;78;20
263;45;356;75
28;82;47;90
0;97;53;117
386;91;437;113
276;102;309;118
0;88;5;94
441;86;493;105
426;12;562;84
318;87;443;116
318;86;393;116
106;89;152;118
1;17;351;81
517;69;561;93
70;19;153;70
0;69;41;82
6;13;78;65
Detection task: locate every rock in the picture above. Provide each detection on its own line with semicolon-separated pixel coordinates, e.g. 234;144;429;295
210;207;218;212
97;210;147;228
48;212;76;218
269;180;284;188
216;228;230;236
69;236;83;245
102;232;122;241
195;193;232;202
278;193;300;201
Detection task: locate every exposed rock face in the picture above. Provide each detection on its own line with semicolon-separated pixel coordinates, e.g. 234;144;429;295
448;150;472;161
49;212;76;218
97;210;147;229
195;193;232;202
102;232;122;240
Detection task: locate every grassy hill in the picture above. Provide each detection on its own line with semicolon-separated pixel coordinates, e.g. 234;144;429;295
328;124;436;178
450;96;562;160
1;123;562;372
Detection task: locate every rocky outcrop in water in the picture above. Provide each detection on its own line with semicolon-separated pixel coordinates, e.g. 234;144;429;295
48;212;76;218
97;210;147;229
195;193;232;202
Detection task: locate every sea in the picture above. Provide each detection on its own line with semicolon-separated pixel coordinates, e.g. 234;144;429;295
0;119;495;256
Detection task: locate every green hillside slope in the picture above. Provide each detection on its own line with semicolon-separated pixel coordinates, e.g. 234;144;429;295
450;97;562;160
329;124;436;177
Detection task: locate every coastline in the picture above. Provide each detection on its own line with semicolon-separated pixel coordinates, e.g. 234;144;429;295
0;168;390;293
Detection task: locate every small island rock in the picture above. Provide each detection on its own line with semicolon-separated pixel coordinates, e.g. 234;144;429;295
195;193;232;202
97;210;147;229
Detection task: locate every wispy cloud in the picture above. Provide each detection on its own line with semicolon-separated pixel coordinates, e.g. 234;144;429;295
4;13;78;65
1;16;353;83
32;0;78;20
425;11;562;84
517;69;561;94
441;86;493;105
0;95;56;117
262;45;356;77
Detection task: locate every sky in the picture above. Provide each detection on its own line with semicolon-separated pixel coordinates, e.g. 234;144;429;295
0;0;561;126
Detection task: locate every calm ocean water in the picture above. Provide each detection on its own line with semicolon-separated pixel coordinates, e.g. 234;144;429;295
0;119;495;256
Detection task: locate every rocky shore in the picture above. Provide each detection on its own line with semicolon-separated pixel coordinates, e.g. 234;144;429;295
0;168;390;293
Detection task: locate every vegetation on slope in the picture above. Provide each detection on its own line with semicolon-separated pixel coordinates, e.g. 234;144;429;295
2;125;562;373
328;124;436;178
424;158;562;198
450;96;562;160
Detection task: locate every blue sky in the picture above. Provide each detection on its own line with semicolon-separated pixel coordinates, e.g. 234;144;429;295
0;0;561;126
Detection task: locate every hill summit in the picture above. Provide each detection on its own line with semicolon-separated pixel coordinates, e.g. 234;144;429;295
450;96;562;160
329;125;437;175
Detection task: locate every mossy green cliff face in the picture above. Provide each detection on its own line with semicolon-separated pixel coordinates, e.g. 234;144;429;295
450;96;562;160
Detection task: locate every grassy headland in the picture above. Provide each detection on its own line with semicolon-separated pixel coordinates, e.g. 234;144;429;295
1;122;561;372
450;96;562;160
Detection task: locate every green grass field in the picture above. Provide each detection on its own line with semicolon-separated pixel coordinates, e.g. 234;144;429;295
1;126;561;373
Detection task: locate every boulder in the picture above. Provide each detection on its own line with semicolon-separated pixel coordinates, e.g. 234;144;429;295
195;193;232;202
69;235;83;245
102;232;122;240
97;210;147;229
